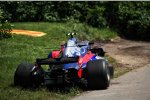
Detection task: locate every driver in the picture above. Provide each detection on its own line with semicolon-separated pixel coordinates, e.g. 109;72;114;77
63;38;80;57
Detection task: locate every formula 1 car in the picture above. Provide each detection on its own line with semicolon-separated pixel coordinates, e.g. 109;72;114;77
14;32;114;89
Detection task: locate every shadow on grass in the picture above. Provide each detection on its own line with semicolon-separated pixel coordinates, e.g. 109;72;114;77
10;82;88;94
10;81;111;95
44;81;89;94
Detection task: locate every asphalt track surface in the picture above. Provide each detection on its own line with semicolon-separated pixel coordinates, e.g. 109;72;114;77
72;64;150;100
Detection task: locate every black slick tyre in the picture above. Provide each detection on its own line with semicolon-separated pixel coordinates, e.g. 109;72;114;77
87;59;110;90
14;62;34;87
14;62;44;88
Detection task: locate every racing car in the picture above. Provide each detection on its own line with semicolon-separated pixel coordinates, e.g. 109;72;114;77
14;32;114;89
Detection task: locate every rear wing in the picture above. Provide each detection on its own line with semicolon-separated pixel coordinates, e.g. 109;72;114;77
90;48;105;57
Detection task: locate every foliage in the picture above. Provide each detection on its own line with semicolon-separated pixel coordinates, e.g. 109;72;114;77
105;2;150;40
86;2;106;28
0;8;2;18
116;2;150;40
0;1;150;40
0;1;107;27
0;8;12;39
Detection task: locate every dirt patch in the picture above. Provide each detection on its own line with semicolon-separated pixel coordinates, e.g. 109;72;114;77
12;29;46;37
95;38;150;68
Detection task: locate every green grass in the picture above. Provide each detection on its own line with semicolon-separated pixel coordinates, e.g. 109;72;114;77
78;26;117;41
0;22;118;100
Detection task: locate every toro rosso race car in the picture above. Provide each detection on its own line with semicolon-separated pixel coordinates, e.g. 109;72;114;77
14;32;114;89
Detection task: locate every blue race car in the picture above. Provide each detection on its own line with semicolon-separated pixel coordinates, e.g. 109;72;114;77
14;32;114;89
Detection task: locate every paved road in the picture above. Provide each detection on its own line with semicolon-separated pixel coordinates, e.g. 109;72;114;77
72;64;150;100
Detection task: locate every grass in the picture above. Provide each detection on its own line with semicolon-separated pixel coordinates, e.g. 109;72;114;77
0;22;119;100
106;55;133;78
78;27;117;41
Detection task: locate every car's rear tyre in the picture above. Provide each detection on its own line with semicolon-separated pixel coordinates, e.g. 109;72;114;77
14;62;44;88
87;59;110;89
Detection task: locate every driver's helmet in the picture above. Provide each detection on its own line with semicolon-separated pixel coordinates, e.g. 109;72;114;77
70;38;77;44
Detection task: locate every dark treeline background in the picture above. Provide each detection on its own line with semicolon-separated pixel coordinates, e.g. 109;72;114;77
0;1;150;40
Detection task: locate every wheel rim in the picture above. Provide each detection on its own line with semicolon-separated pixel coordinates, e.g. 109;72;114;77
103;61;110;82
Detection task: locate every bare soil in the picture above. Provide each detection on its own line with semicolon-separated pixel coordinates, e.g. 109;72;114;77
95;37;150;68
12;29;46;37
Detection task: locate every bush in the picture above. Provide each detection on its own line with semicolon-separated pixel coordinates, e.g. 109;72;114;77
106;2;150;40
86;3;107;28
0;9;12;39
118;2;150;39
